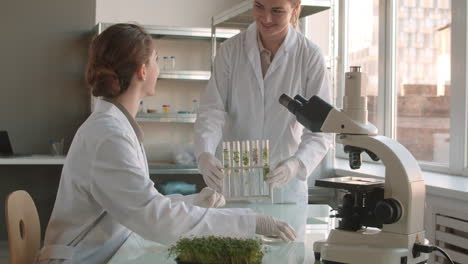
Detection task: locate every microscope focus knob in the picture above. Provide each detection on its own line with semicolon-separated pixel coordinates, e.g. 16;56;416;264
374;199;402;224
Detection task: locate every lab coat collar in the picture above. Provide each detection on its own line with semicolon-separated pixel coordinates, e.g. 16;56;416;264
246;23;298;83
246;23;264;94
257;32;272;59
99;99;144;142
264;24;297;79
254;23;297;54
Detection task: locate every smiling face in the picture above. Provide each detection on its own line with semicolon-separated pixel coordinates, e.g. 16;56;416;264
253;0;299;40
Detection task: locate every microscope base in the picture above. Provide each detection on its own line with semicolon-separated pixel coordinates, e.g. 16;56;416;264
313;229;429;264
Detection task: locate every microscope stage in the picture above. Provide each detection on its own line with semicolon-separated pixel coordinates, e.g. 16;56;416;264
315;176;384;191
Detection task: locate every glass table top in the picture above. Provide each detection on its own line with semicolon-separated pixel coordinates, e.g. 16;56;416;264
108;202;334;264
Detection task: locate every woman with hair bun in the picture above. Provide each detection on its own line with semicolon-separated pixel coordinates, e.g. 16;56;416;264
36;23;295;264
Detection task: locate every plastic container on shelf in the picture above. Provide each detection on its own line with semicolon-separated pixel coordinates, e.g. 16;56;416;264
170;56;176;70
162;105;171;114
138;101;146;114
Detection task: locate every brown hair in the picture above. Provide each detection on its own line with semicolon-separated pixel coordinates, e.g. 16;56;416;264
86;23;154;98
290;0;302;29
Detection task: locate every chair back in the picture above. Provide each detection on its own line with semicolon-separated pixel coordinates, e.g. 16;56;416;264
5;190;41;264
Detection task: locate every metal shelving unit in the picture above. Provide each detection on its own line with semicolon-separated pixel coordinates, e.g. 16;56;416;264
147;161;199;174
158;70;210;81
212;0;331;29
0;155;66;165
95;23;239;40
210;0;331;62
91;23;234;87
136;113;196;123
149;165;199;174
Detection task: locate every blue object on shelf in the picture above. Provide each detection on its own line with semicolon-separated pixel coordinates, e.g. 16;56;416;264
158;181;197;195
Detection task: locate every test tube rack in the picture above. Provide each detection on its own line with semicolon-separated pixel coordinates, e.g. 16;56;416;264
221;140;273;202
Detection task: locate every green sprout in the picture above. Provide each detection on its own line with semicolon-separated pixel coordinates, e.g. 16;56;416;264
233;151;240;173
242;152;249;166
263;167;269;181
242;151;251;184
252;148;259;165
168;236;266;264
223;148;229;168
262;148;269;181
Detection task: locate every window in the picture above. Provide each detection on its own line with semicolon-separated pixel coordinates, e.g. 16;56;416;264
395;0;451;164
347;0;381;130
336;0;467;175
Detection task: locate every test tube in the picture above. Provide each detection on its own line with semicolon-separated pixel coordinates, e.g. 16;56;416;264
259;140;263;196
232;141;240;197
222;142;231;198
242;141;251;197
251;140;260;196
262;139;270;196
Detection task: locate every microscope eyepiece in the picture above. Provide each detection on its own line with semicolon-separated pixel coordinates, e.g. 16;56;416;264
279;94;293;107
294;95;308;105
279;94;302;114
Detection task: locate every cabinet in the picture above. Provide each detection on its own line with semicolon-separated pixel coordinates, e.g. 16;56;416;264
92;23;239;174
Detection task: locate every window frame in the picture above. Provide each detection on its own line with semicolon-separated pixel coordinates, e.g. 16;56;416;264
334;0;468;177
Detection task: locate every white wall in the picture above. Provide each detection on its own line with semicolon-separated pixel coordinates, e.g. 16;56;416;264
96;0;244;27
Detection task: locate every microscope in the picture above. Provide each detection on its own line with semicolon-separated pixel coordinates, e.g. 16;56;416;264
279;66;429;264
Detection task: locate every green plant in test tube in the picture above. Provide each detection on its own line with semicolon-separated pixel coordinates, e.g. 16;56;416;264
252;147;259;165
243;148;250;184
262;144;269;181
233;150;240;173
242;152;249;166
223;147;229;168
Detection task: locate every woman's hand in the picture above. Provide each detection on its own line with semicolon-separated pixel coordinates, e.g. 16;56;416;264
255;214;296;242
193;187;226;208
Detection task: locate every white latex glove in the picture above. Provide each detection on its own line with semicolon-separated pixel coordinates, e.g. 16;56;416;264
198;152;225;192
265;156;304;187
255;214;296;242
193;187;226;208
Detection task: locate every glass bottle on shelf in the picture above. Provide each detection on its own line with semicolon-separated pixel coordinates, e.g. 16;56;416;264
138;101;145;114
192;99;198;114
162;105;170;114
170;56;176;70
163;56;169;71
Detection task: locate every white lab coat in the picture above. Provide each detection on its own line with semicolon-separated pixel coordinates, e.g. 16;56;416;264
37;100;256;264
194;23;332;204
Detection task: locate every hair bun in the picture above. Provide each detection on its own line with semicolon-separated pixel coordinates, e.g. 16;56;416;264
85;23;154;98
95;67;118;79
90;67;121;98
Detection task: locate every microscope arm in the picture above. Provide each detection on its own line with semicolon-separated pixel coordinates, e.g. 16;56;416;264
337;134;426;235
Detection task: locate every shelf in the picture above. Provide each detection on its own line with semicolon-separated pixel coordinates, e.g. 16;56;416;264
148;163;199;174
150;167;199;175
0;155;66;165
158;70;210;81
95;23;240;39
212;0;331;28
136;113;196;123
